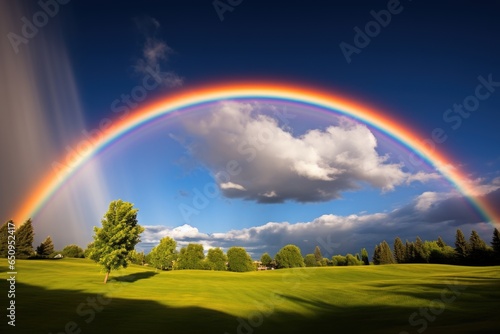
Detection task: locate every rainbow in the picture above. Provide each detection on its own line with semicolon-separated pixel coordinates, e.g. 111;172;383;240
11;82;499;227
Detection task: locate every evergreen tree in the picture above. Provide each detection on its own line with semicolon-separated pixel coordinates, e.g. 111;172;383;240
405;240;415;263
314;246;323;263
36;236;54;257
372;244;381;265
88;200;144;283
0;221;9;258
380;241;395;264
393;237;405;263
469;230;487;251
437;236;447;248
469;230;490;265
414;237;427;263
492;228;500;264
361;248;369;265
454;229;469;265
15;219;34;259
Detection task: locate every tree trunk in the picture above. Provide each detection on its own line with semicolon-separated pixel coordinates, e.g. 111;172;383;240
104;270;110;284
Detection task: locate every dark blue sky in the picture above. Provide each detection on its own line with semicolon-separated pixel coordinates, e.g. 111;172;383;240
62;0;500;163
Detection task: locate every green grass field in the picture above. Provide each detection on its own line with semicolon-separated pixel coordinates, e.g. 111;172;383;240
1;259;499;334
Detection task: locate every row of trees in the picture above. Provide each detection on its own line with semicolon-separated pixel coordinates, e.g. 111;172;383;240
4;199;499;284
302;246;370;267
0;219;85;259
146;237;254;272
373;228;500;266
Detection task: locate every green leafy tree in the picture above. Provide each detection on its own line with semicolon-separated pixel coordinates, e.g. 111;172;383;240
227;247;254;272
36;236;54;257
88;200;144;283
314;246;323;263
393;237;405;263
62;244;85;258
176;243;205;270
0;221;10;257
149;237;178;270
424;241;455;264
128;249;146;265
304;254;317;267
332;255;347;266
260;252;272;267
454;229;469;264
84;242;94;258
414;237;427;263
275;244;305;268
205;247;227;271
361;248;369;265
15;219;34;259
346;253;363;266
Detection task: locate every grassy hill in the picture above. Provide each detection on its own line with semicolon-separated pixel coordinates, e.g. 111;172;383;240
1;259;499;333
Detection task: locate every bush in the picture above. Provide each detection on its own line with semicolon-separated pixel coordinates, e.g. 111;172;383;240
61;244;85;258
332;255;347;266
346;253;363;266
304;254;317;267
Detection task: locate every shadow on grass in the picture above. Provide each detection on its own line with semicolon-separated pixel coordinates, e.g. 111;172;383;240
111;271;158;283
2;280;499;334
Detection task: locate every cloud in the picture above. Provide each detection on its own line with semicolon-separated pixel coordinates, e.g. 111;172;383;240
139;188;498;258
220;181;246;191
133;16;183;87
176;102;437;203
462;177;500;196
406;171;442;184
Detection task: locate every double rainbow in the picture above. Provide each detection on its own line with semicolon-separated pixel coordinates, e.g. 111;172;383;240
12;82;499;227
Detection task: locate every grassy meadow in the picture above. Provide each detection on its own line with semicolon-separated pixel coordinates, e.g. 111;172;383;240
1;259;499;333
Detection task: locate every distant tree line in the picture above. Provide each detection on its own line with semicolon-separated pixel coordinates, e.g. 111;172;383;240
0;219;85;259
372;228;500;266
3;212;499;275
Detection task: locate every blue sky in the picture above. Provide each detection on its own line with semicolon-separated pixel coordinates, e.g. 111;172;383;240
1;0;499;258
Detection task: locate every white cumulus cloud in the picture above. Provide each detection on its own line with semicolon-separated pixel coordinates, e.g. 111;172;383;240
176;102;418;203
